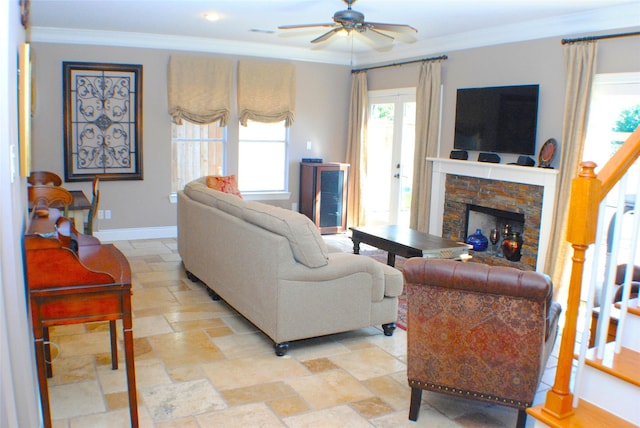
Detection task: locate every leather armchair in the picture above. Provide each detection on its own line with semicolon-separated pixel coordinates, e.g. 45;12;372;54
403;258;561;428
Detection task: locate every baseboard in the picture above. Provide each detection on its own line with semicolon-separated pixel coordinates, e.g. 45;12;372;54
94;226;177;242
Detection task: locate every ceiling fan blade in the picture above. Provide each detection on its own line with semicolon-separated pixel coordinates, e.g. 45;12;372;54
311;28;343;44
355;31;394;52
366;22;418;34
367;28;394;41
278;23;335;30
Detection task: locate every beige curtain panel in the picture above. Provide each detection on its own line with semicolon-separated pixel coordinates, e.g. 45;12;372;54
545;41;598;288
410;60;442;233
237;60;296;127
168;55;232;126
345;71;368;227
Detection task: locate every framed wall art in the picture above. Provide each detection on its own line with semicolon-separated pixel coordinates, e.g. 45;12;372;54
63;62;143;181
19;43;32;177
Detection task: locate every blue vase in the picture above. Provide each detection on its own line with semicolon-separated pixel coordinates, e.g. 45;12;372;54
466;228;489;251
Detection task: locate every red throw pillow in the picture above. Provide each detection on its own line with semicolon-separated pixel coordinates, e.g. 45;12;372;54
206;175;243;198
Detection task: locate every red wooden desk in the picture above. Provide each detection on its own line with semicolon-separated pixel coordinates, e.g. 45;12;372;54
24;208;138;427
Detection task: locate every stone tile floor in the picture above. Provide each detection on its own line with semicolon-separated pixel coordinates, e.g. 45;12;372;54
47;237;559;427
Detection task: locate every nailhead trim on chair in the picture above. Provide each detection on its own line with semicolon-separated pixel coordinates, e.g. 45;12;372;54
408;379;530;408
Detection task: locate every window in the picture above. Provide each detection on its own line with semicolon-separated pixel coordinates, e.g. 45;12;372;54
171;121;225;193
583;72;640;165
238;120;288;193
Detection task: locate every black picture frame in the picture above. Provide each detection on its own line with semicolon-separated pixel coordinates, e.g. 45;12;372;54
63;62;143;182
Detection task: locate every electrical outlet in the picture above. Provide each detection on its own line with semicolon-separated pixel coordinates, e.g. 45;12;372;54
306;141;312;150
105;210;111;219
98;210;104;220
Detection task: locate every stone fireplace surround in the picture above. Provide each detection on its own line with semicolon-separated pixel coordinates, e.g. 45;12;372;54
444;175;542;269
427;158;559;272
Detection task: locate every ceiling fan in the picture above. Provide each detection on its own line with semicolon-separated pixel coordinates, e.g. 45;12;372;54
278;0;418;46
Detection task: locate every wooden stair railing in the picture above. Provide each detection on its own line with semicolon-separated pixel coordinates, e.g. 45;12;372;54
530;125;640;422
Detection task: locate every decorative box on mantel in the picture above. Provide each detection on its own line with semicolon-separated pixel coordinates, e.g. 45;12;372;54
427;158;559;272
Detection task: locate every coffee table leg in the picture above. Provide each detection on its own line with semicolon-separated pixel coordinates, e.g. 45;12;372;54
352;239;360;255
387;253;396;267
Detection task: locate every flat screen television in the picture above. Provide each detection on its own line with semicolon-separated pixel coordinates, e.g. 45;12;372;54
453;84;539;155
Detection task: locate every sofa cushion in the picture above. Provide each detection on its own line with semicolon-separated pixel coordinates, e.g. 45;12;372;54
215;190;245;218
244;201;329;268
206;175;243;198
183;180;218;208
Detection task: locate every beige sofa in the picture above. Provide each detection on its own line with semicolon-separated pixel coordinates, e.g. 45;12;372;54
177;178;404;356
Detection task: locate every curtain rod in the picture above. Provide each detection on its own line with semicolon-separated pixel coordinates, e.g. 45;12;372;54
351;54;448;73
562;31;640;44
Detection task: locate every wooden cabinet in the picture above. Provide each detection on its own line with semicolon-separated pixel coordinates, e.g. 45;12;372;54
299;162;349;234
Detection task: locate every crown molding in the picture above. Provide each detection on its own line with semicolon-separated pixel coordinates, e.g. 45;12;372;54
28;27;354;65
354;3;640;66
28;3;639;68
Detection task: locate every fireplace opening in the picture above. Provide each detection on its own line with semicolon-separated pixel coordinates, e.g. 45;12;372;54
465;204;525;242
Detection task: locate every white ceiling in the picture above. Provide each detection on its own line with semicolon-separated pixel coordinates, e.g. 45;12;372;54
28;0;640;66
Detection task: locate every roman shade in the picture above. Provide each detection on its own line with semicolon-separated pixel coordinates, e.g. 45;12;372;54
237;60;296;127
168;55;232;126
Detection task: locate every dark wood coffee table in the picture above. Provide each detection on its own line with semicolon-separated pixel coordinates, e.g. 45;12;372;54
350;225;471;267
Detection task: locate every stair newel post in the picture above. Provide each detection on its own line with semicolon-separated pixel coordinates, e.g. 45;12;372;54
542;161;601;419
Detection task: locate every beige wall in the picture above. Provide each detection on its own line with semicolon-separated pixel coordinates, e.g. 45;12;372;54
2;2;43;426
367;27;640;166
30;44;351;229
31;28;640;231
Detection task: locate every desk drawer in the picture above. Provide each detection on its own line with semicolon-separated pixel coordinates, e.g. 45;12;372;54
32;292;128;325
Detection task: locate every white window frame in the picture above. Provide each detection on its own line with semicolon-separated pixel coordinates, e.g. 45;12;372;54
237;120;290;199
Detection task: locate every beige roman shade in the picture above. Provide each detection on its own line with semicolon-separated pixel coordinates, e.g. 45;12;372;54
168;55;232;126
237;60;296;127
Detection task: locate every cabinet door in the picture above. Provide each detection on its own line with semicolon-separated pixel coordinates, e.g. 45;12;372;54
318;168;344;229
316;165;348;233
299;163;349;234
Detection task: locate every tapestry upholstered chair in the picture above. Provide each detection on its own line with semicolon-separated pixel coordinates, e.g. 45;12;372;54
403;258;561;428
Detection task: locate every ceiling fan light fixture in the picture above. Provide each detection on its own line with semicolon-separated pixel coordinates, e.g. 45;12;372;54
203;12;221;22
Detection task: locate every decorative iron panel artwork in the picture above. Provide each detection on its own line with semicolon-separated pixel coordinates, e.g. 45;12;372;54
63;62;143;181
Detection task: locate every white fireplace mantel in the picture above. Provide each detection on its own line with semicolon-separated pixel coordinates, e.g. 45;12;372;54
427;157;559;272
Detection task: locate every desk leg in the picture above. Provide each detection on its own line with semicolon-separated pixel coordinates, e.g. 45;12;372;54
43;327;53;378
122;299;139;427
34;332;52;428
109;320;118;370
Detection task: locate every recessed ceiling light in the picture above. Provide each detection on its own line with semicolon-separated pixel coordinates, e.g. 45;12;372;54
204;13;220;22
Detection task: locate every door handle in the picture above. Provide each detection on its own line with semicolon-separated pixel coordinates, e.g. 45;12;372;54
393;173;400;178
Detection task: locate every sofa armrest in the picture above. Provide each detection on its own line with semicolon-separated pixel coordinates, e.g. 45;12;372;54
280;252;403;301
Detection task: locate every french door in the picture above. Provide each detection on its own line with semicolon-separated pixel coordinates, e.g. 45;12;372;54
365;89;416;226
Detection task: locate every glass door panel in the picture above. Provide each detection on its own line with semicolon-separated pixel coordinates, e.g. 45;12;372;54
365;89;416;227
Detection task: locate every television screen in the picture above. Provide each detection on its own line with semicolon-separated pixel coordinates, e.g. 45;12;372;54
453;84;539;155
